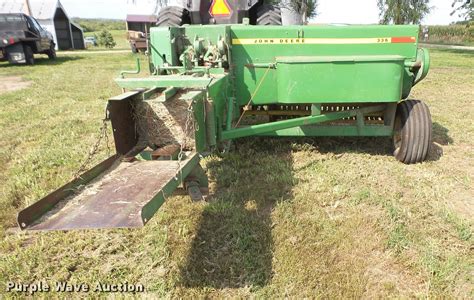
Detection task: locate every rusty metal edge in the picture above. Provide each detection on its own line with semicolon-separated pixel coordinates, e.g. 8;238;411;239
17;155;120;230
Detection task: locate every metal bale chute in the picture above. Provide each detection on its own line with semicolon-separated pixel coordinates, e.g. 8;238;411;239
18;21;431;231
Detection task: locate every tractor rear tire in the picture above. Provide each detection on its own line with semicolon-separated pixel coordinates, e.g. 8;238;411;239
157;6;191;27
257;4;282;25
23;44;34;65
393;100;432;164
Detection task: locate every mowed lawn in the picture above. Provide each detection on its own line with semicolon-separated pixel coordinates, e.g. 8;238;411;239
0;49;472;297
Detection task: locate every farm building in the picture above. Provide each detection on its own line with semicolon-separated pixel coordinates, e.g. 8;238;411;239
126;0;161;33
0;0;84;50
126;14;157;33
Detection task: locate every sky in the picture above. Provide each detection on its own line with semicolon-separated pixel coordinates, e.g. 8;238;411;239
61;0;463;25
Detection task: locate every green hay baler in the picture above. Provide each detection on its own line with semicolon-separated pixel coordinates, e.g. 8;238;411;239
18;22;431;231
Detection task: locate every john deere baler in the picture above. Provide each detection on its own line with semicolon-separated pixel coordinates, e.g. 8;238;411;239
18;22;431;231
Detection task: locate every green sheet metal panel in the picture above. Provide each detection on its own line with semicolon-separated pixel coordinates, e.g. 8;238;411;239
187;91;208;153
149;26;186;68
180;24;231;46
230;25;419;105
276;55;405;103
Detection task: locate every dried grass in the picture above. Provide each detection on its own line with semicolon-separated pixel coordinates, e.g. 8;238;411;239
133;96;195;150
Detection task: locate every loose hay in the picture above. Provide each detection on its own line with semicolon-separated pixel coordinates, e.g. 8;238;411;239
133;94;195;150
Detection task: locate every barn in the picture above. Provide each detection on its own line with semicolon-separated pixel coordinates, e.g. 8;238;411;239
126;14;157;34
0;0;84;50
126;0;160;33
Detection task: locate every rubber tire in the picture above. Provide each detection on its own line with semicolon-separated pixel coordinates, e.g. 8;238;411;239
393;100;432;164
257;4;282;25
156;6;191;27
47;44;56;60
131;44;138;54
23;44;34;65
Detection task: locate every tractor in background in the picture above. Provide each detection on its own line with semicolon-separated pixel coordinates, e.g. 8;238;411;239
127;0;294;52
157;0;285;26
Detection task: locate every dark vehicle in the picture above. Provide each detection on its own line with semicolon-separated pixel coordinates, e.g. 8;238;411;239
84;36;98;47
0;13;56;65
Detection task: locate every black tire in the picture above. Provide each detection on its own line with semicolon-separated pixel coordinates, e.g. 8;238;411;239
156;6;191;27
47;44;56;60
23;44;34;65
256;4;282;25
393;100;432;164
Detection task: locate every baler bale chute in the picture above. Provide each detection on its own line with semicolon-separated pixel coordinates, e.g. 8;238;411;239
17;22;431;231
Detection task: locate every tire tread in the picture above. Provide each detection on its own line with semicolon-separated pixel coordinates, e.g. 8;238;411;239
393;100;432;164
157;6;190;27
257;4;282;25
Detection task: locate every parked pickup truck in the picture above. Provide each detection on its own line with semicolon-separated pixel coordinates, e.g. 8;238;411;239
0;13;56;65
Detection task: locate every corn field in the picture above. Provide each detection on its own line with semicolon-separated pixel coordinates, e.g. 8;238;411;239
420;23;474;45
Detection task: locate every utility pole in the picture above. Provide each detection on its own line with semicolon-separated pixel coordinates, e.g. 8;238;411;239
24;0;32;16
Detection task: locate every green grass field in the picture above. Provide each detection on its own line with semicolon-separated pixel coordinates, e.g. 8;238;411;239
0;49;472;297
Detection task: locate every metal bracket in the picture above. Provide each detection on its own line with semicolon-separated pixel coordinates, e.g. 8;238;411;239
120;57;141;78
184;164;209;201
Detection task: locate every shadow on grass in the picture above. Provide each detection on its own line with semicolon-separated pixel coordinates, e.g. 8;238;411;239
180;138;295;289
303;121;453;163
179;123;451;289
427;121;453;161
432;122;453;145
0;56;83;68
179;135;395;289
307;136;393;157
431;48;474;56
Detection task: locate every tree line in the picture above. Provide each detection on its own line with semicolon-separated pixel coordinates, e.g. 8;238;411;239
277;0;472;24
77;1;473;28
72;18;125;33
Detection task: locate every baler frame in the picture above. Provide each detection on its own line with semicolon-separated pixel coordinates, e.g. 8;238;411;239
18;22;432;231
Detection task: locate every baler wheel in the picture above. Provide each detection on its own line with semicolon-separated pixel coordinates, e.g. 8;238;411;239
156;6;191;27
256;4;282;25
393;100;432;164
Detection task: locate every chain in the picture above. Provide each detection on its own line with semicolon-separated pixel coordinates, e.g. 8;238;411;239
74;118;111;179
104;119;111;156
175;102;195;181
